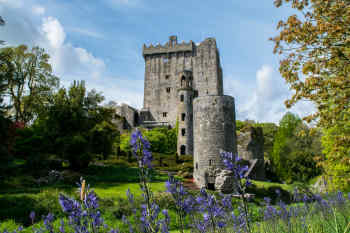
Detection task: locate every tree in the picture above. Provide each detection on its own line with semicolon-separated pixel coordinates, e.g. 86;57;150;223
2;45;59;125
37;80;118;169
272;0;350;189
271;112;322;183
0;18;14;161
90;120;120;160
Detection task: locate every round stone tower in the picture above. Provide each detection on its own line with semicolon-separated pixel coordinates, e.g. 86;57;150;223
177;70;194;156
193;95;236;189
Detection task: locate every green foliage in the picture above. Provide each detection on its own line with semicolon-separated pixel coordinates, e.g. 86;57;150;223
13;127;50;171
1;45;59;124
143;127;177;154
90;120;120;160
119;127;177;156
34;80;119;170
0;115;12;162
321;120;350;191
272;112;321;183
236;120;245;131
119;132;132;154
272;0;350;190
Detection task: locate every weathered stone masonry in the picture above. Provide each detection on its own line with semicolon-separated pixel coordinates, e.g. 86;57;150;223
141;36;223;127
193;95;237;191
114;35;265;191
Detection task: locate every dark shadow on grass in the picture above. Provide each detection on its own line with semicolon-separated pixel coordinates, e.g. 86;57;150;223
247;184;292;204
0;193;64;226
83;164;168;184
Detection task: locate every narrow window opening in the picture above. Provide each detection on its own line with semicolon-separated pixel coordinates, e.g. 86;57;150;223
207;183;215;191
181;113;186;121
209;159;212;166
163;112;167;117
165;75;170;80
181;128;186;136
180;95;184;102
134;112;139;125
181;76;186;87
166;87;171;93
196;162;198;170
180;145;186;155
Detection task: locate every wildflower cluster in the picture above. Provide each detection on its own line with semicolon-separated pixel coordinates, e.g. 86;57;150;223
123;129;170;233
165;175;195;232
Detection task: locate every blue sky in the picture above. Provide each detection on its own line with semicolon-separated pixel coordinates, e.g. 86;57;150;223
0;0;314;123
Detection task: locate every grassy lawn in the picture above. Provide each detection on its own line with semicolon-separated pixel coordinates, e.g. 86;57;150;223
0;158;296;232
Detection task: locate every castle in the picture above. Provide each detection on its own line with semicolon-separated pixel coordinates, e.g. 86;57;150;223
116;36;264;192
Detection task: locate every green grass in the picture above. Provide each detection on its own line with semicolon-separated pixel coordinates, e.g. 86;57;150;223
252;180;293;191
0;157;299;232
0;161;172;228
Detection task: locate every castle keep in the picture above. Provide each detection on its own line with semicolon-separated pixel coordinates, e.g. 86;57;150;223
140;35;225;156
140;36;223;126
116;36;264;191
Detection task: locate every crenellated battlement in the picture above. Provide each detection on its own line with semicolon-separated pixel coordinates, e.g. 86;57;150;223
143;35;194;57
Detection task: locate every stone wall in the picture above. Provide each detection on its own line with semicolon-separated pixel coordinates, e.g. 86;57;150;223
115;104;139;130
176;70;194;156
193;95;237;189
142;36;223;127
237;127;266;180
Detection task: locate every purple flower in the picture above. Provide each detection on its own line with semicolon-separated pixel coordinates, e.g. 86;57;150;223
59;219;65;233
29;211;35;224
275;189;281;196
130;129;153;169
43;213;54;233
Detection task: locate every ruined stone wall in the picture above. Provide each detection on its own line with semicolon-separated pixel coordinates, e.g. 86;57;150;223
115;104;139;130
237;127;266;180
142;36;223;127
193;95;236;188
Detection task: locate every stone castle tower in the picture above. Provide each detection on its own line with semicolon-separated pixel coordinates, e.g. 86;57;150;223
140;35;223;127
139;36;237;191
115;36;268;191
176;70;194;155
140;35;225;157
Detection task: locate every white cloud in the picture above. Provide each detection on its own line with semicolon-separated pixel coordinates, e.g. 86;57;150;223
32;5;45;15
87;76;144;109
225;65;316;124
0;2;107;93
69;27;105;39
36;16;106;80
41;17;65;49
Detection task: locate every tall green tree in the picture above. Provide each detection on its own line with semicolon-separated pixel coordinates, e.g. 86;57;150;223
2;45;59;125
272;112;322;183
272;113;301;180
0;17;14;160
37;80;118;169
272;0;350;189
